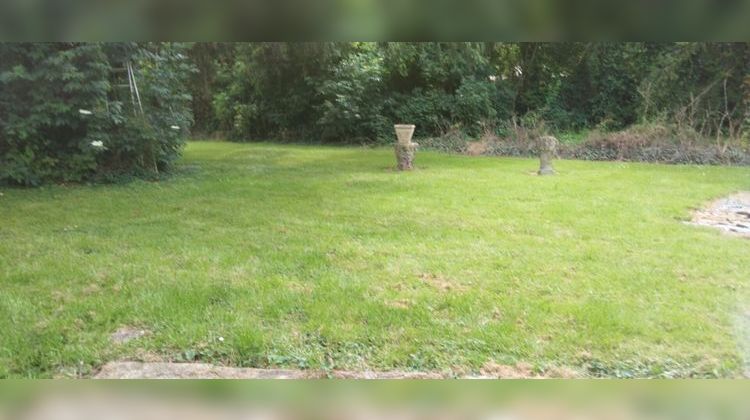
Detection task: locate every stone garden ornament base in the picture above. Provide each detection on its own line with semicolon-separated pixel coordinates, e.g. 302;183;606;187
537;135;558;175
394;124;417;170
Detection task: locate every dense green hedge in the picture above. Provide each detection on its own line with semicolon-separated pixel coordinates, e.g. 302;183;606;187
0;43;193;186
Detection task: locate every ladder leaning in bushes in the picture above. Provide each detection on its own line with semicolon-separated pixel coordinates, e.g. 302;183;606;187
108;59;160;174
109;60;144;117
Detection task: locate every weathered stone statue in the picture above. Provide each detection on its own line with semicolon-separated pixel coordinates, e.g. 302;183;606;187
394;124;418;170
537;135;558;175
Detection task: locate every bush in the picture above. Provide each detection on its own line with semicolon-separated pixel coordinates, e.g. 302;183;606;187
567;124;750;165
423;120;750;166
0;43;193;186
0;44;107;185
418;125;471;153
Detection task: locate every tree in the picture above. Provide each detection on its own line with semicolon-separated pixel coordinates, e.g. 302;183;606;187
216;42;350;141
186;42;234;135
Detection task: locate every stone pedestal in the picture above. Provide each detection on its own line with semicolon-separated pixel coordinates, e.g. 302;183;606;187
394;124;417;170
394;124;415;145
537;135;558;175
395;142;418;170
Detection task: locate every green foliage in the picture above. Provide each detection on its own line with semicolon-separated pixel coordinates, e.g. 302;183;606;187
215;42;511;143
206;42;749;148
0;44;108;185
0;43;193;186
385;89;454;136
639;43;750;139
581;43;655;129
186;43;234;135
5;42;749;178
381;42;489;93
316;43;389;143
380;43;502;138
217;43;348;141
452;79;497;135
510;43;662;131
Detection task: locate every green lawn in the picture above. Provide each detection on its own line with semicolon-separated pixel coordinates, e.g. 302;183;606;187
2;141;750;378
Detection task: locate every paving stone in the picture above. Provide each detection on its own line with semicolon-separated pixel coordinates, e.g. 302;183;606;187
688;192;750;238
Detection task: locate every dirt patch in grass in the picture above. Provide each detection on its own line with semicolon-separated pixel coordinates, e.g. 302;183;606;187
93;362;446;379
479;361;580;379
93;361;581;379
95;362;311;379
385;298;414;309
419;273;467;293
110;327;149;344
688;192;750;238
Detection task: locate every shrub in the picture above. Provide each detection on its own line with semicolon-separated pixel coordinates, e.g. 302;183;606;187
425;120;750;166
0;44;108;185
0;43;193;186
418;125;471;154
567;123;750;165
485;136;539;158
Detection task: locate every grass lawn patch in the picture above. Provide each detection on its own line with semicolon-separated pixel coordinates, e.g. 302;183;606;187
1;141;750;378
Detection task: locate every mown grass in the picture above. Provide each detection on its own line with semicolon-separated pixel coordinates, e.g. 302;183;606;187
2;141;750;378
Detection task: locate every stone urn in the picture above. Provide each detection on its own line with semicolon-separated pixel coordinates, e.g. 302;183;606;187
537;135;558;175
394;124;417;170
